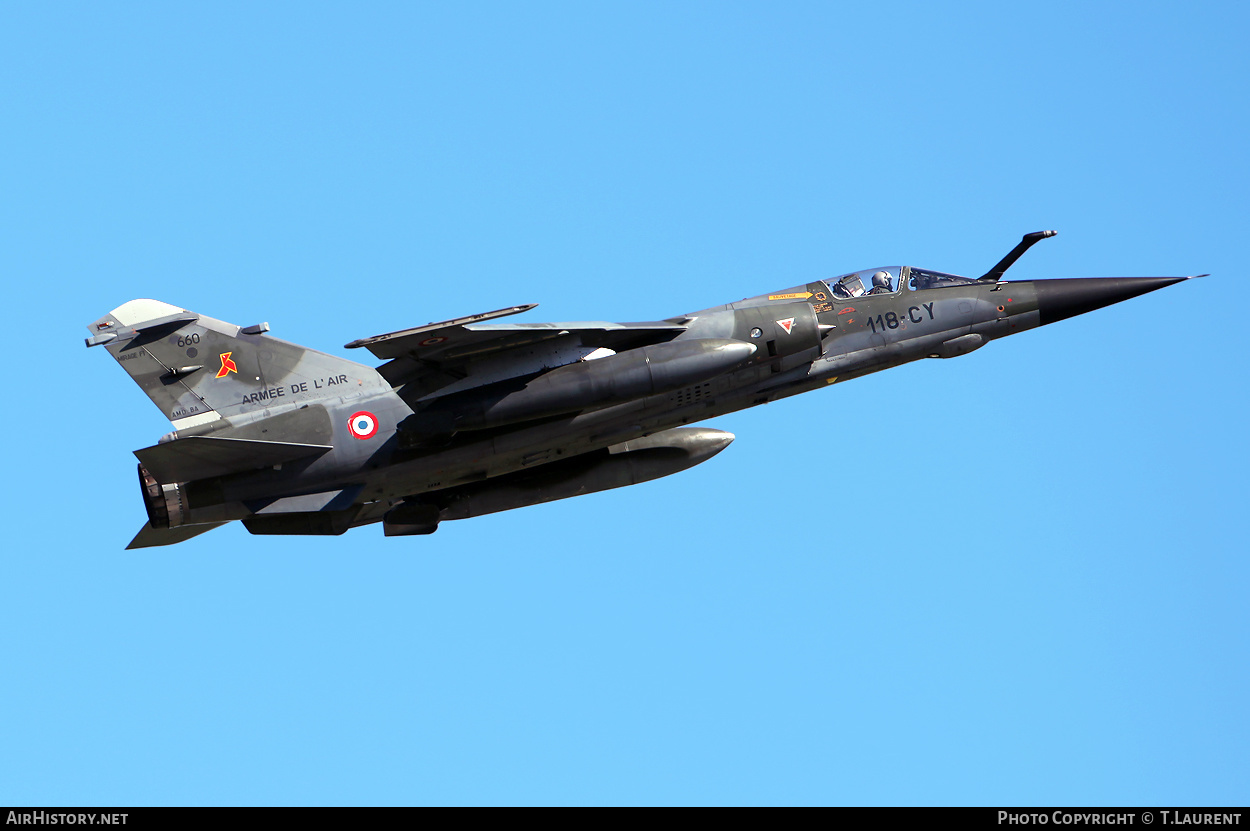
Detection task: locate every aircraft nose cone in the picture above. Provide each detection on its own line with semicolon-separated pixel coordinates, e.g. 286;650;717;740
1034;276;1190;326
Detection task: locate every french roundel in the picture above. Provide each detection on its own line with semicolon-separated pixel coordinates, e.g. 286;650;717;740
347;411;378;440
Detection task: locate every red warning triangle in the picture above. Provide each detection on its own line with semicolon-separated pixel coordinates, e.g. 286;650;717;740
776;318;795;334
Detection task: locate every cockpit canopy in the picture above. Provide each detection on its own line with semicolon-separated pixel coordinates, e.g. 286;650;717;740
826;266;978;298
828;267;901;298
907;268;980;291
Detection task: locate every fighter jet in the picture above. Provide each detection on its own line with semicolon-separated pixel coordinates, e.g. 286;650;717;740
86;231;1199;548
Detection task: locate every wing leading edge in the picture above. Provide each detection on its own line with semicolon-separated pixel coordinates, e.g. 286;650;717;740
346;304;689;393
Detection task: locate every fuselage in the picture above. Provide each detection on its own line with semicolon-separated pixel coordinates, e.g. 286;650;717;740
98;266;1187;541
171;267;1130;528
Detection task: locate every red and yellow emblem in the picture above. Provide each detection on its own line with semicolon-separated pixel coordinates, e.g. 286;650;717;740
216;351;238;378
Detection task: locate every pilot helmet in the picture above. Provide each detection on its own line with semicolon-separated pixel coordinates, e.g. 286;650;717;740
871;271;892;290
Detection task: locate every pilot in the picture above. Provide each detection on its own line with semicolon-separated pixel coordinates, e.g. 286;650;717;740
867;271;893;295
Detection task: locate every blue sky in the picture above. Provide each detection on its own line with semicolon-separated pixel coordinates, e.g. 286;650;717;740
1;1;1246;806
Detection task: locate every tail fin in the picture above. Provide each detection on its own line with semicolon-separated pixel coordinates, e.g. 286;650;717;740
87;299;386;427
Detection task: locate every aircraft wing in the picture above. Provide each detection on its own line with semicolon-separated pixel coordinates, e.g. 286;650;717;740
127;521;228;549
134;436;333;483
345;304;688;390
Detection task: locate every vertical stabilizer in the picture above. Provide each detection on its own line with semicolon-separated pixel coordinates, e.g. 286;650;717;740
86;299;388;427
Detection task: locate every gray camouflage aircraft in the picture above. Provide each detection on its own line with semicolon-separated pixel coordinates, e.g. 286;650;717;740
88;231;1199;548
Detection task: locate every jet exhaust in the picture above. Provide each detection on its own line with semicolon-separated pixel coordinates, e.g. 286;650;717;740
138;464;185;529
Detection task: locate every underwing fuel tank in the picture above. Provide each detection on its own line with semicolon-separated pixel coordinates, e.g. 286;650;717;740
408;338;756;435
382;427;735;535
